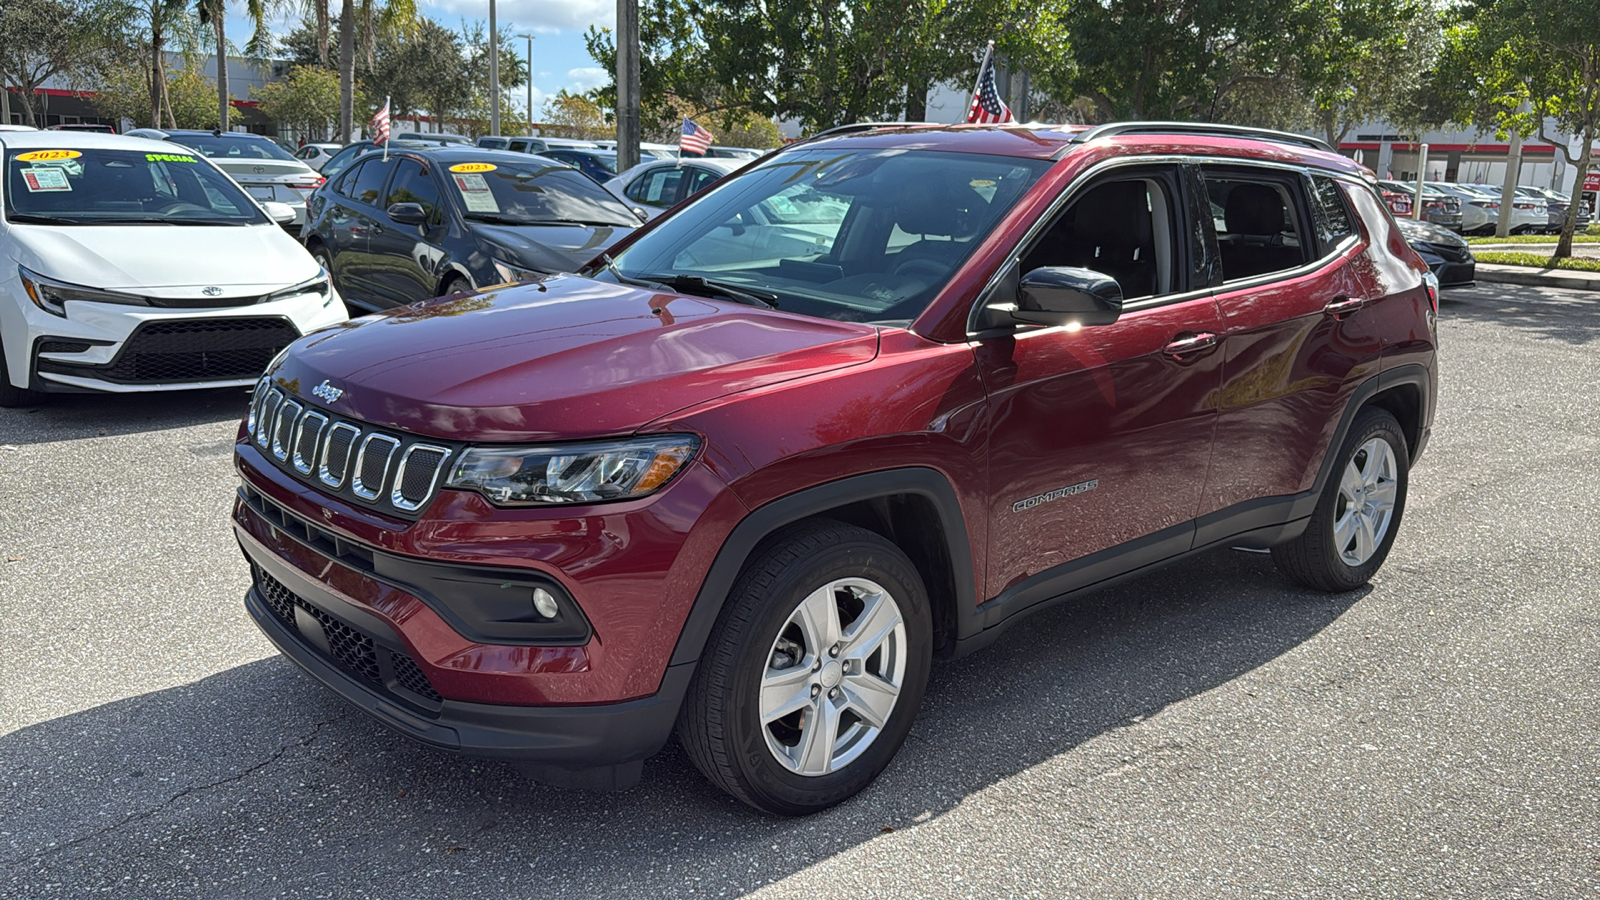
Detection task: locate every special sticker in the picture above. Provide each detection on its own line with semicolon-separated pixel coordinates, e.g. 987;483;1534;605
15;150;82;162
449;163;497;173
145;153;199;163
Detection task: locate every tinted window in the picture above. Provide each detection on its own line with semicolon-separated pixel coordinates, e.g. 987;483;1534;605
1021;175;1179;300
3;147;267;225
348;156;394;206
628;167;683;204
385;159;441;220
320;144;366;180
1310;175;1356;252
1204;174;1309;282
164;133;298;161
445;160;638;226
335;161;366;199
686;167;721;196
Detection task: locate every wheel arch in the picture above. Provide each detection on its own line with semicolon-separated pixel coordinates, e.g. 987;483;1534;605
1298;364;1432;520
668;468;977;668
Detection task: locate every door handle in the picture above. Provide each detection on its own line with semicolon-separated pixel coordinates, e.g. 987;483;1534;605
1162;332;1218;358
1324;295;1368;316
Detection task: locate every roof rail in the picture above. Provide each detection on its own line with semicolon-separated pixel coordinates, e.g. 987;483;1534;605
809;121;941;140
1071;122;1334;153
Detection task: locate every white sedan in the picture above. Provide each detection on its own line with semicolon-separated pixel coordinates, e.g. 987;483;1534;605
0;131;348;406
604;157;743;219
293;142;345;172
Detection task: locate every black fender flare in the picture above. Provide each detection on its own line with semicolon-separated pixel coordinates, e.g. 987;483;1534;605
1291;362;1433;521
667;467;978;667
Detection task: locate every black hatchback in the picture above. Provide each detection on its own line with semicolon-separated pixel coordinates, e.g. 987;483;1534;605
302;147;641;311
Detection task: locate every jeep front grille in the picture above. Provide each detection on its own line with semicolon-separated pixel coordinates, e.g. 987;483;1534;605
248;381;453;518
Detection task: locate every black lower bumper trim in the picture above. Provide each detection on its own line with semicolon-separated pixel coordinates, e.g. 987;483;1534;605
245;580;693;776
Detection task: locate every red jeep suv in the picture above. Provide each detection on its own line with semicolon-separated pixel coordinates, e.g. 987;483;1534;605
233;122;1437;815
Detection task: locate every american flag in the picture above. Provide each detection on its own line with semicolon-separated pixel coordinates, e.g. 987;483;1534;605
370;97;391;145
680;118;713;155
966;43;1013;125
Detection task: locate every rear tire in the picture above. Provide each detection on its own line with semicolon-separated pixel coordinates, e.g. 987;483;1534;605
1272;407;1408;591
678;520;933;815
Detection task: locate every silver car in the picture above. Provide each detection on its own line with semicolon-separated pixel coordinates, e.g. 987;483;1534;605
123;129;324;229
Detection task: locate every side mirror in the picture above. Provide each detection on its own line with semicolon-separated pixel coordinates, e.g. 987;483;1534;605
387;202;428;225
632;206;650;223
1013;266;1123;327
262;201;297;225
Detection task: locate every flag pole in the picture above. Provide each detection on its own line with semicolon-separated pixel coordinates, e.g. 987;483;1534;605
382;96;390;161
967;41;994;124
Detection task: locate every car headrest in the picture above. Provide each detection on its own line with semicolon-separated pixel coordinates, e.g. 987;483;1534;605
1071;181;1150;249
892;179;969;238
1225;183;1286;237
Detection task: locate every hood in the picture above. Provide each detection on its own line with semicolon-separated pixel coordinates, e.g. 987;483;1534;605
1395;217;1467;248
469;222;634;271
5;223;321;295
271;274;881;442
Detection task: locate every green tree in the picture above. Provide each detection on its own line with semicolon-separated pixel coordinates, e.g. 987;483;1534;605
1424;0;1600;258
585;0;1063;133
0;0;125;127
196;0;273;132
253;64;342;140
92;62;218;128
541;90;610;140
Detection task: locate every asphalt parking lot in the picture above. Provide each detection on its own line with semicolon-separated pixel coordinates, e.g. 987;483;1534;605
3;281;1598;898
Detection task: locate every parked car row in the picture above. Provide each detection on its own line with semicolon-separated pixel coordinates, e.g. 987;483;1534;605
1374;177;1591;235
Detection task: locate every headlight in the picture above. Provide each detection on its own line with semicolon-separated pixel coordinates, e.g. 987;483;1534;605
445;434;700;506
492;258;544;284
18;267;149;317
261;269;331;306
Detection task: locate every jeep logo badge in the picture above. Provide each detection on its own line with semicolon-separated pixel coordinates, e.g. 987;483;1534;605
311;380;344;403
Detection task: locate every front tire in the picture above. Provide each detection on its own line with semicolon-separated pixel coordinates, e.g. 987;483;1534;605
678;520;933;815
1273;407;1408;591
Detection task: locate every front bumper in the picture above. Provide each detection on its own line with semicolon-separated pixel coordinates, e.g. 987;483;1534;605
237;507;693;781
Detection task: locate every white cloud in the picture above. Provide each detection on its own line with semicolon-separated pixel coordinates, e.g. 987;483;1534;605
565;67;609;91
426;0;613;34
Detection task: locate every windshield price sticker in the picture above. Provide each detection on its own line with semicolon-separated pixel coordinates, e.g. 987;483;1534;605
15;150;82;162
146;152;199;163
450;163;497;173
21;168;72;192
453;173;500;212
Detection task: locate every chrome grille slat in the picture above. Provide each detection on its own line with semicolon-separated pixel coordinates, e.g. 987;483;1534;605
292;411;328;475
319;422;360;488
392;444;453;512
351;433;401;501
244;377;453;516
271;400;302;461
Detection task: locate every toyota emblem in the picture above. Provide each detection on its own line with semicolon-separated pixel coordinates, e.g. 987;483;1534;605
253;166;265;174
202;286;223;297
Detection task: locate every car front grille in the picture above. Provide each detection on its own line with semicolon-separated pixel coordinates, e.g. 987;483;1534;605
247;380;455;518
39;318;299;384
253;564;443;706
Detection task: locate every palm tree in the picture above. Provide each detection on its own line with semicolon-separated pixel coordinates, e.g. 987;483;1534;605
337;0;415;140
139;0;195;127
196;0;271;132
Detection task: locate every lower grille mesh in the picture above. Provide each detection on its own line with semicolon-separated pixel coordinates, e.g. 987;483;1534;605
253;566;443;705
98;318;298;383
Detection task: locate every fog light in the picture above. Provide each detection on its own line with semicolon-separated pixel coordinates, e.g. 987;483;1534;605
531;588;559;619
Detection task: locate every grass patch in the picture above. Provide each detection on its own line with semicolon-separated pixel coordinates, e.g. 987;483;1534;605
1466;233;1600;245
1474;251;1600;272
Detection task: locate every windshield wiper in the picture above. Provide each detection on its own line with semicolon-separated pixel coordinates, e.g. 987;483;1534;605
593;254;668;290
463;212;533;225
103;217;238;226
638;274;777;309
5;213;82;225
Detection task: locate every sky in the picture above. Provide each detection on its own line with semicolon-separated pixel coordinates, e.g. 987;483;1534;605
236;0;614;121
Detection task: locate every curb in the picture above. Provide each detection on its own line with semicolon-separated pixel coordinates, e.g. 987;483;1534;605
1473;264;1600;292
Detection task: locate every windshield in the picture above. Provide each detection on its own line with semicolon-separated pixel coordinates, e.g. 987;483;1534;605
446;160;639;226
596;148;1050;323
162;133;298;162
2;147;269;226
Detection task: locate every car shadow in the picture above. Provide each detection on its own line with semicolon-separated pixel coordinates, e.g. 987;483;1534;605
1439;282;1600;344
0;548;1362;897
0;386;248;446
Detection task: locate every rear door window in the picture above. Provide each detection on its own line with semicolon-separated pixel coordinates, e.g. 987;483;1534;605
1201;171;1313;282
629;167;683;205
1309;174;1357;253
348;157;394;207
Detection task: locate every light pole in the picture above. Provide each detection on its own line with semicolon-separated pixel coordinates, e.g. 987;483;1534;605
516;34;535;135
617;0;640;171
489;0;499;136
